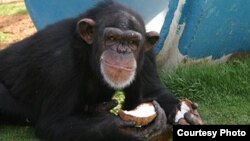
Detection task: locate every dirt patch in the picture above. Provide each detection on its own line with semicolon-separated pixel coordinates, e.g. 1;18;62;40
0;14;36;49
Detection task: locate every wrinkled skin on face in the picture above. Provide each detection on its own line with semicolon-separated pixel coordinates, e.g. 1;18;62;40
100;49;137;89
100;27;143;89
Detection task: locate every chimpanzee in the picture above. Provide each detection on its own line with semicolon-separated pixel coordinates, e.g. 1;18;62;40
0;1;202;141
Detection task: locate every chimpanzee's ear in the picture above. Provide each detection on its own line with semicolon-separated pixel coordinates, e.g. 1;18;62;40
77;18;96;44
145;31;160;52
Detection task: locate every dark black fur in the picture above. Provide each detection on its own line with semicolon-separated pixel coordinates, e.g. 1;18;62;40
0;1;178;141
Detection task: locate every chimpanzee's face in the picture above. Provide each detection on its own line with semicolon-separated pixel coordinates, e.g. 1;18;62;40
99;27;142;89
77;10;159;89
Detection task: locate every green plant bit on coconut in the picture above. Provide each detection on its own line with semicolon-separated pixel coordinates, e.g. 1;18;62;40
110;91;125;115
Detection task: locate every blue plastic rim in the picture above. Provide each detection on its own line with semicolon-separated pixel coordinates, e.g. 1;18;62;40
25;0;250;59
24;0;170;31
24;0;171;55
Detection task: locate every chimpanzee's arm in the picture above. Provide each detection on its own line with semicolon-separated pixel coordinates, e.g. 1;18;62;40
0;83;31;125
35;88;140;141
36;115;140;141
137;51;202;125
137;51;179;121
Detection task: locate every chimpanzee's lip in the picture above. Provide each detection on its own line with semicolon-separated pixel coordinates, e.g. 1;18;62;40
101;59;135;72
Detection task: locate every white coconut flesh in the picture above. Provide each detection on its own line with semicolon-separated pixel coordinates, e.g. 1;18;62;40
123;103;156;117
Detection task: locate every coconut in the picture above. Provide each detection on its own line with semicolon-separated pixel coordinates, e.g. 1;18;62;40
118;102;157;127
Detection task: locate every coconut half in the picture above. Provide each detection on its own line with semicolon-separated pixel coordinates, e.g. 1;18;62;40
118;102;157;127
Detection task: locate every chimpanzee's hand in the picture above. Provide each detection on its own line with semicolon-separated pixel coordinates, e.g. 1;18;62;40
173;99;203;125
121;101;167;141
96;100;119;114
95;100;167;140
96;100;137;127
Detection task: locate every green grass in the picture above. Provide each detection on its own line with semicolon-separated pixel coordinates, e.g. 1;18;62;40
160;58;250;124
0;126;38;141
0;32;10;43
0;2;28;16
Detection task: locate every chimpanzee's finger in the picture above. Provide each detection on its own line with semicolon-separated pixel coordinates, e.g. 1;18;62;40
152;100;161;111
177;118;190;125
152;100;167;122
191;102;198;110
114;117;136;128
184;112;202;125
101;100;119;111
120;121;136;127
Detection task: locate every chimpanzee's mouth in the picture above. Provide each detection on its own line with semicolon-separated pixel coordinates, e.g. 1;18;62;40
101;59;135;72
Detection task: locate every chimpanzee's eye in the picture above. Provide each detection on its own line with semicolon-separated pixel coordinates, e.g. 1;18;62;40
108;35;115;41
